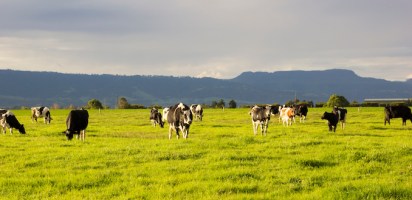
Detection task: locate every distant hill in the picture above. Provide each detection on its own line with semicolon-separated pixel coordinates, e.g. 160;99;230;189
0;69;411;108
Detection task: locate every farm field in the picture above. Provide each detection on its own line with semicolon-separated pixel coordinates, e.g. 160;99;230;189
1;107;412;199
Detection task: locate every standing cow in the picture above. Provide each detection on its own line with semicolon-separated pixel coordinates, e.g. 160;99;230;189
294;104;309;123
190;104;204;121
63;109;89;141
31;106;52;124
384;105;412;126
1;110;26;134
280;107;295;126
150;108;164;128
249;105;273;136
321;111;339;132
166;103;193;139
333;106;347;130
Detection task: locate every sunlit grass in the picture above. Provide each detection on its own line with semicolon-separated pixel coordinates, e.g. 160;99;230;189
0;107;411;199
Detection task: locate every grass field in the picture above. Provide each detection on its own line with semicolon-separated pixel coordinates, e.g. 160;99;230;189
0;107;411;199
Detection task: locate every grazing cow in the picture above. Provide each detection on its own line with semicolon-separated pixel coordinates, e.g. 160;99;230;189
166;103;193;139
333;107;347;130
294;105;309;123
149;108;164;128
249;105;273;136
280;107;295;126
321;112;339;132
1;111;26;134
384;105;412;126
63;109;89;141
31;106;52;124
190;104;204;121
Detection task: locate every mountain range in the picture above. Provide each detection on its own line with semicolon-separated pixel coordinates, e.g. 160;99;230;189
0;69;411;108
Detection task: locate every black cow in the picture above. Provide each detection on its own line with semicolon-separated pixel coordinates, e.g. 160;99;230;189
321;112;339;132
333;107;347;130
166;103;193;139
63;109;89;141
249;105;273;136
31;106;52;124
294;104;309;123
150;108;164;128
384;105;412;126
1;110;26;134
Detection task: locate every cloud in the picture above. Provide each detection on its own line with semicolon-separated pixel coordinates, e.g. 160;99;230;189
0;0;412;80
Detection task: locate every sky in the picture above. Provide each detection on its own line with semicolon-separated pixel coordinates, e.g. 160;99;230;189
0;0;411;81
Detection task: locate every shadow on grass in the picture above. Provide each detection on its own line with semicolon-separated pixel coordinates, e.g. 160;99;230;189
295;159;337;169
337;133;391;137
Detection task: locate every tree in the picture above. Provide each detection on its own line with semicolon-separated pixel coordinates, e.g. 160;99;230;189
117;97;130;109
325;94;350;107
87;99;103;109
217;99;225;108
228;100;237;108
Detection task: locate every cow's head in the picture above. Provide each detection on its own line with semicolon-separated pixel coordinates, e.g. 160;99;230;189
321;112;328;120
65;131;74;140
177;103;192;125
18;124;26;134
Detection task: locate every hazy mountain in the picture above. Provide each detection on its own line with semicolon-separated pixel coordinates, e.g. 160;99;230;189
0;69;411;108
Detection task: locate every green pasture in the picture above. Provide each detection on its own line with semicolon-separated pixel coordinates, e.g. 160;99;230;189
0;107;411;199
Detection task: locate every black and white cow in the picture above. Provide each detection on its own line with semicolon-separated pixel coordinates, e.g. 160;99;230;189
384;105;412;126
1;110;26;134
166;103;193;139
63;109;89;141
249;105;273;136
333;106;347;130
149;108;164;128
321;112;339;132
31;106;52;124
294;104;309;123
190;104;204;121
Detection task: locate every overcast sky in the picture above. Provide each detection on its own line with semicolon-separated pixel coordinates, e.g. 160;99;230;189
1;0;411;81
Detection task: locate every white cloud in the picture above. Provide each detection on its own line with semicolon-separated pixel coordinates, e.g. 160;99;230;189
1;0;412;80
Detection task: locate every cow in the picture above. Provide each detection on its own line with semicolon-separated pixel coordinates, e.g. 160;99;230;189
31;106;52;124
280;107;295;126
63;109;89;141
249;105;273;136
1;110;26;134
190;104;204;121
321;112;339;132
162;107;170;123
166;103;193;139
384;105;412;126
333;106;347;130
294;104;309;123
149;108;164;128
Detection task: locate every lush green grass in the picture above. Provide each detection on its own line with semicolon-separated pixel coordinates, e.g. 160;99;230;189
0;107;411;199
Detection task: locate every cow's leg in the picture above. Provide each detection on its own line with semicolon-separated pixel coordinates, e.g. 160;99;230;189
9;128;13;134
252;121;257;135
168;125;173;139
81;130;86;141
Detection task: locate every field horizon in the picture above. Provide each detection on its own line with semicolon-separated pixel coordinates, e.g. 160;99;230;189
1;107;411;199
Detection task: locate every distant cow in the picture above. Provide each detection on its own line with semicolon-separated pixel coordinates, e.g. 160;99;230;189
249;105;273;136
280;107;295;126
333;107;347;129
149;108;164;128
321;112;339;132
166;103;193;139
294;105;309;123
190;104;204;121
1;110;26;134
384;105;412;126
31;106;52;124
63;109;89;141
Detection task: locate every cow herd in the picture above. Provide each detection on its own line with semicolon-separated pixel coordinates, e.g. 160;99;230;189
1;104;411;140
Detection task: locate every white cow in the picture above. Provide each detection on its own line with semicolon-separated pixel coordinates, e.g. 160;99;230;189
31;107;52;124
